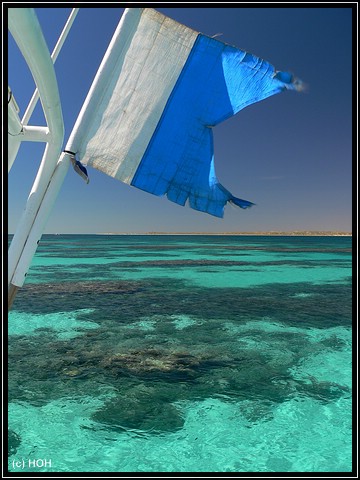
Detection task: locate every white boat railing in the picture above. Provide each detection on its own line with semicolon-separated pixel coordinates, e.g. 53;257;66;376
8;8;79;308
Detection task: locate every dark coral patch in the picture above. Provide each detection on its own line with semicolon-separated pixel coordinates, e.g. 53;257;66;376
8;430;21;457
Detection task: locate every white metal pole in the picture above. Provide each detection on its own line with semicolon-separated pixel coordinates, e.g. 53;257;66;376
8;142;62;287
8;9;64;140
8;8;64;292
21;125;50;142
9;152;71;308
11;153;71;287
8;93;22;171
8;8;81;305
22;8;79;126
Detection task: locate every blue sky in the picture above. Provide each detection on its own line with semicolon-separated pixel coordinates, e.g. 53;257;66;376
8;6;353;233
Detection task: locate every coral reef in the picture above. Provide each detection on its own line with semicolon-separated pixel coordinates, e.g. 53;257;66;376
9;277;351;435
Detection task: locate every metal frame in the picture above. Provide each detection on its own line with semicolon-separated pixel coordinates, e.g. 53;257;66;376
8;8;79;307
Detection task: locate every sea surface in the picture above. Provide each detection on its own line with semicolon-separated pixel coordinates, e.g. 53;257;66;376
8;234;352;474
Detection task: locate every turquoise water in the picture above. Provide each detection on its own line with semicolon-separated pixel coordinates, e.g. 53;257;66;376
8;235;352;473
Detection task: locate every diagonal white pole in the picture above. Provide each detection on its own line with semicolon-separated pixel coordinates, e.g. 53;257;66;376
8;8;79;309
22;8;79;126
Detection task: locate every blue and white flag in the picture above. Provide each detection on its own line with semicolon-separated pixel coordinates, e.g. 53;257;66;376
69;8;302;217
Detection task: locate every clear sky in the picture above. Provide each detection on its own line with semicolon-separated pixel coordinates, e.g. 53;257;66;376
8;6;353;233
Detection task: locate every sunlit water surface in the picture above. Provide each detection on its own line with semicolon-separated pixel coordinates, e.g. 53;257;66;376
8;235;352;473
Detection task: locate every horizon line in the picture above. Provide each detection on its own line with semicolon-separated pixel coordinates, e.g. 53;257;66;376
8;231;353;236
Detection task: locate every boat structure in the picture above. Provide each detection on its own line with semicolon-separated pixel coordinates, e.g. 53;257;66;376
8;7;303;309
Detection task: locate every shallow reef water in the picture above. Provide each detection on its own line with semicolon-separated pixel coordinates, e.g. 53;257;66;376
8;235;352;473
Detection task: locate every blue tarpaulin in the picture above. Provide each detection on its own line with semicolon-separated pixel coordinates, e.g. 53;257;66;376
74;8;302;217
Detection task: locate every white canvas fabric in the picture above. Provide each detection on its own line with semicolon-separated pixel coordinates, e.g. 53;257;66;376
77;8;197;183
66;7;302;217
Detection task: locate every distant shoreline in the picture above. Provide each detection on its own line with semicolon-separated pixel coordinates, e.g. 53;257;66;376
8;231;353;236
142;232;353;236
46;232;353;236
